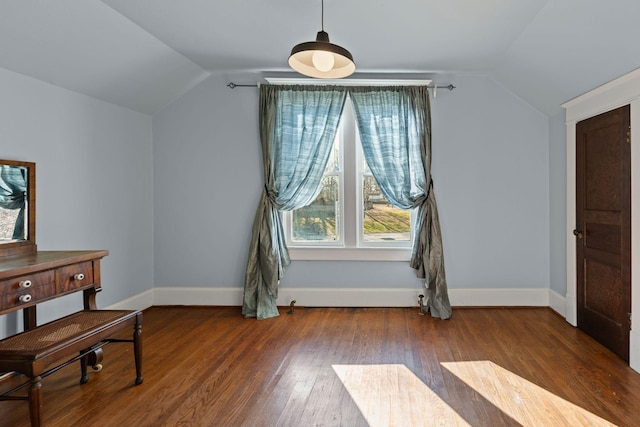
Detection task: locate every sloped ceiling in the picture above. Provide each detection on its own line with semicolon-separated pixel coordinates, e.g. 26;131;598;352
0;1;208;114
1;0;639;116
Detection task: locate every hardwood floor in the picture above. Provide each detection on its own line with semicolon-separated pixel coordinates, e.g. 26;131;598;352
1;306;639;426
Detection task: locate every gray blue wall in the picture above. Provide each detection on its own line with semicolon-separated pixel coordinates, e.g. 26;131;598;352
0;63;563;332
0;67;154;332
152;73;551;293
549;111;567;296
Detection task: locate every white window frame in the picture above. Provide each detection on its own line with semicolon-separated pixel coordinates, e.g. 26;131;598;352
282;95;418;261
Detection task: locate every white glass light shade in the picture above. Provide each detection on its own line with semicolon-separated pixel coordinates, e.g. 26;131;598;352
289;31;355;79
312;50;335;72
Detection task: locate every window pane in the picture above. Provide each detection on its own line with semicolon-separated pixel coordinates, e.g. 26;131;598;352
292;176;340;242
362;175;410;242
325;135;340;173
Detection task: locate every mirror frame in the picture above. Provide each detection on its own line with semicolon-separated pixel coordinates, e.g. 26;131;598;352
0;159;36;257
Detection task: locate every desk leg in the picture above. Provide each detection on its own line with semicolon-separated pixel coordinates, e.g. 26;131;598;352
83;288;99;310
23;306;37;330
28;376;42;427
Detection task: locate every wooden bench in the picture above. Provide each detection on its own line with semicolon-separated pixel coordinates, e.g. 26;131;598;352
0;309;143;426
0;251;145;426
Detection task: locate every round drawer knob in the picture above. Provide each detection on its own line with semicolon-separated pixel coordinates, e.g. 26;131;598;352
19;280;33;288
19;294;32;303
74;273;85;281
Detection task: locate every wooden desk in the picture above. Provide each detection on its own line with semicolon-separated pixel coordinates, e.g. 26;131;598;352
0;250;143;427
0;250;108;329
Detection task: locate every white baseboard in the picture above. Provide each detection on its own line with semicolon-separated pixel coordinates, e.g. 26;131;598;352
631;330;640;374
105;289;154;311
152;287;421;307
276;287;421;307
153;287;244;306
447;288;550;307
548;289;566;317
150;286;553;308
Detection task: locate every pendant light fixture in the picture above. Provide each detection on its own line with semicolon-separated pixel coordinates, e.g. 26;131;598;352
288;0;355;79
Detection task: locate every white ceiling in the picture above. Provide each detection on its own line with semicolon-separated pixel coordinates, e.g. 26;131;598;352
1;0;639;116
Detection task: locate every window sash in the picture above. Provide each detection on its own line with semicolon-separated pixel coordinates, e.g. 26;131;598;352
287;172;344;246
284;97;414;255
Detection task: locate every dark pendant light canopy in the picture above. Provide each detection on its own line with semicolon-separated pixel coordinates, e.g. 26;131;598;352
288;0;355;79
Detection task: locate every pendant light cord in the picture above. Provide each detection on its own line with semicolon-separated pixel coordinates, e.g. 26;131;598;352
321;0;324;31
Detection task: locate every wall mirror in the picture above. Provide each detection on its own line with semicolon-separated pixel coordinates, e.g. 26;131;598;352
0;159;36;256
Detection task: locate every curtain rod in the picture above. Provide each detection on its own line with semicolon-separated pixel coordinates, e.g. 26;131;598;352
226;82;456;91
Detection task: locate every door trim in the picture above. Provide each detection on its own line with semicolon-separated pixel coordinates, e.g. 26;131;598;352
563;69;640;372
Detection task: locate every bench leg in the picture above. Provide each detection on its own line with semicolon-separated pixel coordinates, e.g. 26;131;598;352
80;352;88;384
28;376;42;427
80;347;104;384
134;314;143;385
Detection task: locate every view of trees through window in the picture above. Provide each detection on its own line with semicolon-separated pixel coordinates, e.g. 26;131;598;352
288;99;413;247
292;176;339;241
361;175;410;242
291;168;411;243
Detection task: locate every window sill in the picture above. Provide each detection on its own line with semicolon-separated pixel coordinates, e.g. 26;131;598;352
288;247;412;261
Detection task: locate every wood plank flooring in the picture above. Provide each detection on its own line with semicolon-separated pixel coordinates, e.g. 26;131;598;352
1;306;639;426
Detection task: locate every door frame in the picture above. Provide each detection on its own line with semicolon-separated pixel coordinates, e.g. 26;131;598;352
563;68;640;372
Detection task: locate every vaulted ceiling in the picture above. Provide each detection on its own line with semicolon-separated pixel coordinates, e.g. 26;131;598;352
1;0;639;116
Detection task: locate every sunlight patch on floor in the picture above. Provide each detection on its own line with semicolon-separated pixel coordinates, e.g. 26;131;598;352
332;364;470;427
441;361;617;426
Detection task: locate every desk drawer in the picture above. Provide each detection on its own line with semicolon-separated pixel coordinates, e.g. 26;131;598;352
57;261;95;293
1;285;57;311
0;271;55;296
0;271;55;311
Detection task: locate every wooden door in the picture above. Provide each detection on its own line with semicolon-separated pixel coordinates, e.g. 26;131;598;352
575;105;631;361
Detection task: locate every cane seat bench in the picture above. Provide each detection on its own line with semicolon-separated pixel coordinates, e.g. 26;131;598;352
0;309;143;426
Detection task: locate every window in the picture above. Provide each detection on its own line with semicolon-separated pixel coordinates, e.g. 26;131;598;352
283;97;415;261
